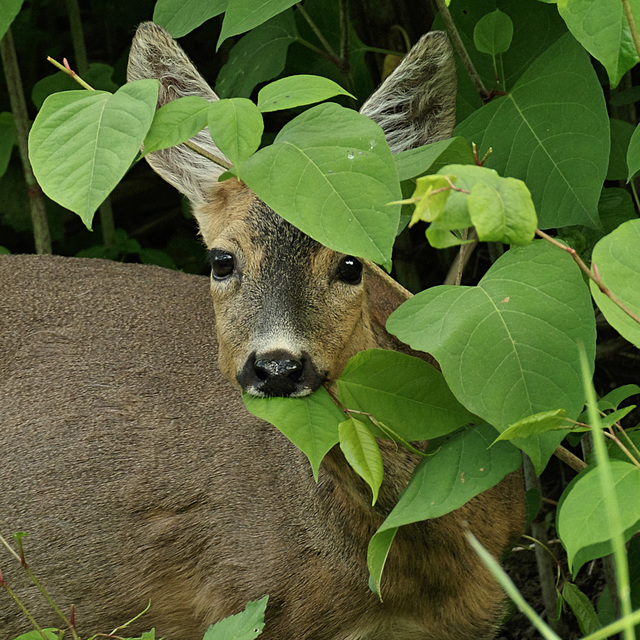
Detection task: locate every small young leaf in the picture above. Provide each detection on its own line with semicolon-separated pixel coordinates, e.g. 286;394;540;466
257;75;354;113
209;98;264;168
339;417;383;505
599;384;640;411
242;388;342;480
405;175;453;225
494;409;573;443
467;177;537;245
203;595;268;640
143;96;211;156
562;582;602;635
474;9;514;55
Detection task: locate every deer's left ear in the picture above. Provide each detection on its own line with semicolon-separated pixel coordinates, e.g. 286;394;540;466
360;31;457;154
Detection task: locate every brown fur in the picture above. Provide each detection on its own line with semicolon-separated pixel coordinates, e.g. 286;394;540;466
0;21;524;640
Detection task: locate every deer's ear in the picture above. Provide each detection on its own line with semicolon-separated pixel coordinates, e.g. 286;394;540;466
360;31;457;154
127;22;230;208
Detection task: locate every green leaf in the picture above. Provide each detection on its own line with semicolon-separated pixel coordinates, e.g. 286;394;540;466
257;75;353;112
590;219;640;349
404;175;453;225
208;98;264;168
153;0;228;37
0;0;23;40
215;10;298;99
455;33;609;229
627;123;640;180
562;582;602;635
474;9;514;55
142;96;211;156
557;0;640;88
242;387;342;480
0;112;16;178
599;384;640;411
336;350;475;441
467;176;537;245
218;0;298;49
203;595;268;640
557;460;640;575
387;241;596;472
395;137;475;182
240;103;400;265
495;409;573;443
339;417;383;505
28;80;159;229
368;423;521;596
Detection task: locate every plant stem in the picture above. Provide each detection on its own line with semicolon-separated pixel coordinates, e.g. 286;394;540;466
432;0;490;101
622;0;640;60
0;28;52;254
522;455;565;635
536;229;640;326
296;3;340;65
47;56;95;90
339;0;350;74
184;140;232;171
65;0;88;74
553;444;587;472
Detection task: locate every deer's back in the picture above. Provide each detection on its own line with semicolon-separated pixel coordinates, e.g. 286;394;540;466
0;255;382;639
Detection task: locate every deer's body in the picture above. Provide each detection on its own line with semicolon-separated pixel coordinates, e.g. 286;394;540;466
0;22;524;640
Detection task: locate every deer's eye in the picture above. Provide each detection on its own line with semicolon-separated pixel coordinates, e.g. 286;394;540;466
337;256;363;285
209;249;235;280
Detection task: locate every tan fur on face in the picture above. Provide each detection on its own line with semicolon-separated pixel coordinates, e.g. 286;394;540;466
195;179;377;391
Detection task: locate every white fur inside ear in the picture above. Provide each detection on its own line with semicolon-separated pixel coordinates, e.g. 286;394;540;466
127;22;231;206
360;31;457;154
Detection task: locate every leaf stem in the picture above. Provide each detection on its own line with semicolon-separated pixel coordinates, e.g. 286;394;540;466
553;444;587;472
184;140;232;171
47;55;95;90
432;0;490;101
536;229;640;326
296;3;341;66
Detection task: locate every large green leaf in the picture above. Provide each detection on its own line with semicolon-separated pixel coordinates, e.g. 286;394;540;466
590;218;640;348
368;423;521;595
28;80;158;229
239;103;400;264
336;349;475;441
394;138;475;182
0;0;23;40
557;461;640;575
627;123;640;180
215;10;299;99
243;387;343;480
387;241;596;472
153;0;227;37
557;0;640;88
218;0;298;49
455;33;609;229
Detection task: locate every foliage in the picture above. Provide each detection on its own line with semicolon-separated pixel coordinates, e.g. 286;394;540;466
1;0;640;638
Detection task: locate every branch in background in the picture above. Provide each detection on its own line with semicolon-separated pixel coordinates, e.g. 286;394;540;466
432;0;490;101
296;3;341;67
339;0;350;75
536;229;640;326
0;28;51;254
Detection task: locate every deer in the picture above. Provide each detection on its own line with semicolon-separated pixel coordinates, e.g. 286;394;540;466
0;22;525;640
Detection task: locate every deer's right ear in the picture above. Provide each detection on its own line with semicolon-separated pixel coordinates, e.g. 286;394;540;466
127;22;231;209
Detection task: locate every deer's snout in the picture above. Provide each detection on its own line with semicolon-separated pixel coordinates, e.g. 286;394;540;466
238;349;326;397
